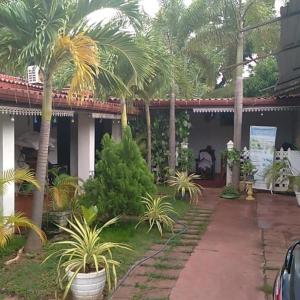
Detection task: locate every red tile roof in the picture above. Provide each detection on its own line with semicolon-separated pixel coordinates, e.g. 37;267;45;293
0;74;138;115
2;74;300;113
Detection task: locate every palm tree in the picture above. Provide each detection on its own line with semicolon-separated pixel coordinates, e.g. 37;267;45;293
182;0;277;187
154;0;186;174
0;169;46;248
0;0;142;252
135;34;171;169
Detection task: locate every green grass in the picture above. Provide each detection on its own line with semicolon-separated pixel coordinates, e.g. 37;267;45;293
0;187;190;300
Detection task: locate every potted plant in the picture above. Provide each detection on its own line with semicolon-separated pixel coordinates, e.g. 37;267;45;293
167;171;203;203
240;160;257;192
220;185;240;199
44;216;130;300
264;160;289;194
44;172;80;231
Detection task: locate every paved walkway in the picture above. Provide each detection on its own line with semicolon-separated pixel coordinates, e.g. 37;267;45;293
257;192;300;298
170;199;265;300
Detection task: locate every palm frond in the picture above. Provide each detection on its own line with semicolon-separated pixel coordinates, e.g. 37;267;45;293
0;212;46;248
0;169;39;195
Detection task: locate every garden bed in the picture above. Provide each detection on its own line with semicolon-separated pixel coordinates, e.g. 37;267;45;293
0;192;190;300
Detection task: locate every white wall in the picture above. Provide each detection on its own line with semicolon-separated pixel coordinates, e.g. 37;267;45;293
189;111;295;173
0;115;15;216
78;113;95;181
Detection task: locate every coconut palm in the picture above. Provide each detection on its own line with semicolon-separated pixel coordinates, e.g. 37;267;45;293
134;33;171;169
0;168;45;248
0;0;142;251
183;0;277;187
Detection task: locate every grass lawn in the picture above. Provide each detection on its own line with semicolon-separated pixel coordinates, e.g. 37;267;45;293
0;188;190;300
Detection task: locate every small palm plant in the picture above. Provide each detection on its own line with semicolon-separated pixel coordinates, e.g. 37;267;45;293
48;173;80;211
44;217;130;300
0;212;46;248
0;168;45;248
136;193;176;236
167;171;203;203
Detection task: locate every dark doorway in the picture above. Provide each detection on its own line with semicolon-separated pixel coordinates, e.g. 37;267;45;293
57;118;71;173
95;119;112;160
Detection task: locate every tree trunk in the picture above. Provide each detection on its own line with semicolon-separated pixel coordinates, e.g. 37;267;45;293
120;97;127;132
232;26;244;189
25;76;52;252
145;101;152;170
169;83;176;173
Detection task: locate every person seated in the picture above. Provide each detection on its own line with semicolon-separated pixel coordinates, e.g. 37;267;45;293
196;145;216;178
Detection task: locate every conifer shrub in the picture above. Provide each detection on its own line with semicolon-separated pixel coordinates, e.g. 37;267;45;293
82;127;156;218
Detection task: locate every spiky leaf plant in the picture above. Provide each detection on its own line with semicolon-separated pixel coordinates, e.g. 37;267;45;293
136;193;176;236
167;171;203;203
0;212;46;248
44;217;130;300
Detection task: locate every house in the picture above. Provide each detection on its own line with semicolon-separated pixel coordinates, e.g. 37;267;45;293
1;73;300;217
0;74;137;218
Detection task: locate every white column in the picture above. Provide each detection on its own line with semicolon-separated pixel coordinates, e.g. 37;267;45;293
226;140;234;186
0;115;15;216
78;114;95;182
111;120;121;142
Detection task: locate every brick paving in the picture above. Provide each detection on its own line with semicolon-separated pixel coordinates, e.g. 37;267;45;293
110;188;219;300
257;192;300;299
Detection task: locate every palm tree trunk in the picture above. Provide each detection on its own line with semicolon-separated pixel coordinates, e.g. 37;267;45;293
25;76;52;252
120;97;127;132
145;101;152;170
232;25;244;189
169;82;176;173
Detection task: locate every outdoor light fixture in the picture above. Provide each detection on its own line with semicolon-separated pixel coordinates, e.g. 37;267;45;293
10;115;14;122
34;116;38;124
71;117;75;123
260;113;264;116
53;116;57;124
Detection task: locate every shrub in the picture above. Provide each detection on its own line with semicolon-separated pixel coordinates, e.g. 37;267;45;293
82;127;156;218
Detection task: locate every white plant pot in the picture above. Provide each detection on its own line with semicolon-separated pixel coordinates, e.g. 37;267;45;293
67;268;106;300
295;192;300;207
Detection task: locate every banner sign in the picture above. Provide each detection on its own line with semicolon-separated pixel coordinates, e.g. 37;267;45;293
249;126;277;190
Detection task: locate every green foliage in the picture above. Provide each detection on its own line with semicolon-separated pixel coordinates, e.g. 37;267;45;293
241;160;257;181
152;111;170;182
167;172;203;203
220;185;240;199
44;217;131;299
80;206;98;226
83;127;156;218
264;160;290;193
176;111;193;172
222;148;241;169
244;57;278;97
136;193;176;236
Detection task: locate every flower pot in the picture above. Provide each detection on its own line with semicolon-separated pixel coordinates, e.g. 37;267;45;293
67;268;106;300
47;210;71;227
239;181;246;192
295;192;300;206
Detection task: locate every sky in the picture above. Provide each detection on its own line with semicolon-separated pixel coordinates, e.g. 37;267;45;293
141;0;285;17
90;0;286;24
